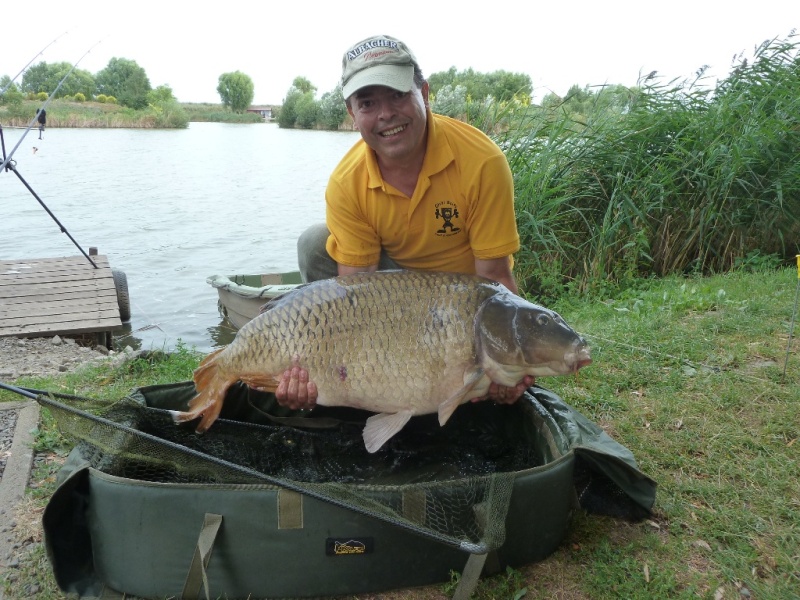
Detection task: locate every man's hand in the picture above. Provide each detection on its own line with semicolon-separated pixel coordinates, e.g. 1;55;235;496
472;375;535;405
275;366;318;410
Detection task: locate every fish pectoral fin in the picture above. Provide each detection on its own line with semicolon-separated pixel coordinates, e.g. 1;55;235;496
362;410;414;454
437;368;487;426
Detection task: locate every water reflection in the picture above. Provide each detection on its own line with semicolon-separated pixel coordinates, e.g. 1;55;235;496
207;317;239;348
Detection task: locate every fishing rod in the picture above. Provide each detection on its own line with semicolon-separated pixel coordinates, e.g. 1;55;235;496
0;39;104;267
1;38;102;172
4;163;99;268
0;30;68;95
0;381;39;400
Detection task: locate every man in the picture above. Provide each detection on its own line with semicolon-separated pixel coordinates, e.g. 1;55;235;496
279;34;531;408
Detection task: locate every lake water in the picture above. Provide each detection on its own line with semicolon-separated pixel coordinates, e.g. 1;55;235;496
0;122;361;352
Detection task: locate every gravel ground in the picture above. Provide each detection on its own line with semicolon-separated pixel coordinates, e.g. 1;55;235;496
0;335;115;382
0;411;17;481
0;335;130;482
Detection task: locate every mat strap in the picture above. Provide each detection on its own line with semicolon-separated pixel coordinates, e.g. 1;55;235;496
453;552;488;600
181;513;223;600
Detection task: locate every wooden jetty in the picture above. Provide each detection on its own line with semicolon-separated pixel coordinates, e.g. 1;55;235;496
0;254;124;347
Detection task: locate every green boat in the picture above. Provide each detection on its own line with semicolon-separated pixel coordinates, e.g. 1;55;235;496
207;272;303;329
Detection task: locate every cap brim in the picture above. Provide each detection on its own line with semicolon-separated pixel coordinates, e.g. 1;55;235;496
342;64;415;100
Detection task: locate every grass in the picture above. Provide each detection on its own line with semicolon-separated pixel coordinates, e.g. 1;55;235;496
0;99;263;129
1;268;798;599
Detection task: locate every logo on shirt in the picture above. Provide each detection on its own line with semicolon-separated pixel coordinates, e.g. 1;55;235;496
434;201;461;236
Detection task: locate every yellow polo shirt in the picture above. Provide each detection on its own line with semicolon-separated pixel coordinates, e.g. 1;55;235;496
325;111;519;273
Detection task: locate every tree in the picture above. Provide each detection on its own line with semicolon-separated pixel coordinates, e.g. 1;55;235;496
485;70;532;104
147;84;177;105
147;84;188;128
318;85;347;129
428;67;457;94
96;58;152;109
431;84;467;118
0;76;23;107
295;93;319;128
428;67;532;104
277;87;302;128
546;84;637;119
19;61;50;94
20;61;96;99
217;71;254;113
291;76;316;95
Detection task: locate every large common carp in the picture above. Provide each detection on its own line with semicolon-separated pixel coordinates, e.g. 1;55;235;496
174;270;591;452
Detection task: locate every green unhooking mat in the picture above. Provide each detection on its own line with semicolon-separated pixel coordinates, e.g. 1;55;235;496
41;382;656;599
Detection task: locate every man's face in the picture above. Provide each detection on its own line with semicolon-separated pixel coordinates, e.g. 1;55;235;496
347;83;429;166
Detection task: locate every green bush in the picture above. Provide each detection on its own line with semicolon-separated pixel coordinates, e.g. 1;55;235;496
73;93;86;102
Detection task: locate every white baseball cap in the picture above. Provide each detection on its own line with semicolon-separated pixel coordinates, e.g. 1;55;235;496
341;35;419;100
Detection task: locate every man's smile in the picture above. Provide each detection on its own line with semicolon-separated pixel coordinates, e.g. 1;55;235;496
380;124;407;137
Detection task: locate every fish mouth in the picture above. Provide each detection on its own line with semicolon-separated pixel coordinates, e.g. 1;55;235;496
565;347;592;373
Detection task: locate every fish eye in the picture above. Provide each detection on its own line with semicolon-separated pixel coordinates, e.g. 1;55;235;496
536;314;550;326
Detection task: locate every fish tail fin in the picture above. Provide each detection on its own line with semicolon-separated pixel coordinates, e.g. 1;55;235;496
171;348;237;433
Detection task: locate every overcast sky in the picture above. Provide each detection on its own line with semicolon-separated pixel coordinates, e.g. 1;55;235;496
1;1;796;105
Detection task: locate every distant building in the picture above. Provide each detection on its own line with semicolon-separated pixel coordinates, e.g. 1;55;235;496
247;105;276;120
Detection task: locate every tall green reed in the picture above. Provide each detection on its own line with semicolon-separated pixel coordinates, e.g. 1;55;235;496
498;33;799;300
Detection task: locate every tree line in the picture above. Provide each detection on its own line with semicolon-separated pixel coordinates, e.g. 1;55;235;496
1;58;167;109
275;68;537;130
0;58;255;116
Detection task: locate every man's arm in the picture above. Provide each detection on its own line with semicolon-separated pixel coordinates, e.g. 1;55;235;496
475;257;518;295
338;263;378;276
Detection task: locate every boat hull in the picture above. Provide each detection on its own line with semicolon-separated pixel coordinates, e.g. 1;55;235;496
207;272;302;330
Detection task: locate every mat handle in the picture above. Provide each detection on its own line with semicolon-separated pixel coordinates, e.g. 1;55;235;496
182;513;223;600
452;552;488;600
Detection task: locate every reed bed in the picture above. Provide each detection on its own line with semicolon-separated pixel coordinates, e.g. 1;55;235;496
502;34;800;299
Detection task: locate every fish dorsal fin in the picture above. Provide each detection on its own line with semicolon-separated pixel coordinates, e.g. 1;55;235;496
436;367;487;426
363;410;414;453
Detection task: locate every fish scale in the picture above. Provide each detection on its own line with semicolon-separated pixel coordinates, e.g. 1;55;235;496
173;270;591;452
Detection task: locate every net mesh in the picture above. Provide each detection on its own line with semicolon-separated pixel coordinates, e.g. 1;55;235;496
40;383;568;553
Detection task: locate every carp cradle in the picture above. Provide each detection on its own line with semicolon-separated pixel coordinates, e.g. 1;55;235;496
41;381;655;599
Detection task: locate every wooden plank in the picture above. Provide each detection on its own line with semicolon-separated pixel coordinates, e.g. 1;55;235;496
0;280;115;299
0;298;120;320
2;319;123;338
0;288;117;306
0;254;124;340
0;270;116;287
0;255;110;267
2;309;123;328
0;256;110;275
